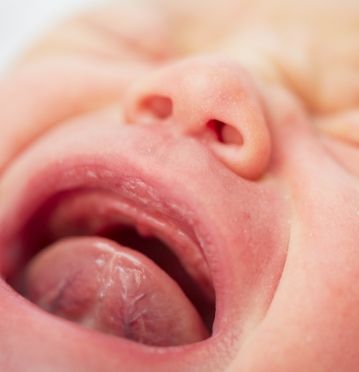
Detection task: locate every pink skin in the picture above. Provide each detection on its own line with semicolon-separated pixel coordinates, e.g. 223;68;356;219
0;2;358;372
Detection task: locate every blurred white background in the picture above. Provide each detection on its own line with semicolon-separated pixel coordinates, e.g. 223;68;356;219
0;0;104;71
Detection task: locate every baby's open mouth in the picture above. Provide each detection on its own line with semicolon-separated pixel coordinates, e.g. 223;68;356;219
6;185;215;347
0;119;224;348
0;114;287;369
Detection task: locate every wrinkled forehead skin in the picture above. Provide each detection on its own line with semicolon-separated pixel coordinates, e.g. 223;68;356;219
0;0;358;371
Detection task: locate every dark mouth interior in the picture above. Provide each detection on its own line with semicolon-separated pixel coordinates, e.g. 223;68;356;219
6;190;216;346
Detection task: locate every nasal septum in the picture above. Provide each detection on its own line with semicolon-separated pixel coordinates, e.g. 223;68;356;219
21;237;209;346
123;56;272;180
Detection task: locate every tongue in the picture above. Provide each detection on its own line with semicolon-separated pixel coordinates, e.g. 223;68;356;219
22;237;209;346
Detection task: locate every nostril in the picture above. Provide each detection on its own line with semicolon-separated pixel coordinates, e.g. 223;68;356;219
139;95;173;120
206;120;243;145
207;120;225;143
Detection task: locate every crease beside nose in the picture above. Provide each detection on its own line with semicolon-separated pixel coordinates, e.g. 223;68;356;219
123;57;272;180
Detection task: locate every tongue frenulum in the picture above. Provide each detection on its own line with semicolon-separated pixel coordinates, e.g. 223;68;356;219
22;237;209;346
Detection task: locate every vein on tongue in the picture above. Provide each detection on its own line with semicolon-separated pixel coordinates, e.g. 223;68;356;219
22;237;209;346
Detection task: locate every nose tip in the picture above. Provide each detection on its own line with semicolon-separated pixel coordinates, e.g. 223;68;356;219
123;57;272;180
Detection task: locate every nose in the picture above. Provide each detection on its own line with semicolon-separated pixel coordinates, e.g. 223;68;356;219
123;57;271;180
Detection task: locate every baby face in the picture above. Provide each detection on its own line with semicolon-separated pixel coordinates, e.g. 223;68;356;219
0;1;358;371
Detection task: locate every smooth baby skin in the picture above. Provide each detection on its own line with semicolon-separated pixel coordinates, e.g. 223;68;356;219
0;1;358;371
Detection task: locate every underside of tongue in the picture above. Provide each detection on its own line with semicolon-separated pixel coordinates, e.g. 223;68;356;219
22;237;209;346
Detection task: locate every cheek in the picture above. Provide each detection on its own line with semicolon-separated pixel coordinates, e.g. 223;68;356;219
0;57;151;173
228;178;359;371
225;84;359;371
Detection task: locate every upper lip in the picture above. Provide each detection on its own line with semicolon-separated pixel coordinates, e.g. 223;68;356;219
0;114;288;362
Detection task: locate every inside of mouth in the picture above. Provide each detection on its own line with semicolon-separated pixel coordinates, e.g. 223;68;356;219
6;189;216;347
